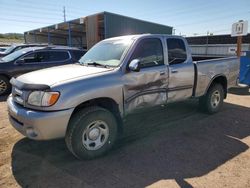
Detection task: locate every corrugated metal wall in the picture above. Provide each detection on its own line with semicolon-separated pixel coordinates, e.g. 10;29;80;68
104;12;172;38
24;12;173;49
86;15;99;49
25;33;87;47
190;44;250;56
25;34;67;45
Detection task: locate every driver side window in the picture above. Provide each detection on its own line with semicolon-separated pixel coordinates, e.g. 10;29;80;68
21;52;49;63
130;38;164;68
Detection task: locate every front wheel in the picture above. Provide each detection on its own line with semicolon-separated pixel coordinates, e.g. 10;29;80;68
65;106;118;160
0;76;11;96
199;84;224;114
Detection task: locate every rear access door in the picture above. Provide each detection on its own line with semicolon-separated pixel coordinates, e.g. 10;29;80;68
166;37;195;102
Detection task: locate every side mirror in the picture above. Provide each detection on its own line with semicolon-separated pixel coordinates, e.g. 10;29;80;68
15;59;25;64
129;59;141;72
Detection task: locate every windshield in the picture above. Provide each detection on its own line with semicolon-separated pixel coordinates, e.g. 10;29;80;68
3;45;16;54
0;47;8;52
1;49;27;62
79;38;134;67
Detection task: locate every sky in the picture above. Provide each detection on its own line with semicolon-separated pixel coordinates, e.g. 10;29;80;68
0;0;249;36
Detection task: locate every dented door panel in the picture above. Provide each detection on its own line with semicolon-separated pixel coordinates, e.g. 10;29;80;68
123;66;168;114
167;63;195;102
165;37;195;103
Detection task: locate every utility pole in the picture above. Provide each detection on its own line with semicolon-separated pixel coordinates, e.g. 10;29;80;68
205;31;209;56
237;35;242;57
236;20;244;57
172;28;176;35
63;6;66;22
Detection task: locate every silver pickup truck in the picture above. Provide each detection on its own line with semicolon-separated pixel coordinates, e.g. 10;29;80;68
7;34;239;159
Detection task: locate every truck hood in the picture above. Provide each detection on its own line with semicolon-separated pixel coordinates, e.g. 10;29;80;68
17;64;113;86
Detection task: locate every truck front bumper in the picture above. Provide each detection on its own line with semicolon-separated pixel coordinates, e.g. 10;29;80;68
7;96;74;140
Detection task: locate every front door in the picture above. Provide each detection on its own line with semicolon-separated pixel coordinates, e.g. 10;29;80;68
123;38;169;114
166;37;195;103
14;50;71;77
13;51;50;77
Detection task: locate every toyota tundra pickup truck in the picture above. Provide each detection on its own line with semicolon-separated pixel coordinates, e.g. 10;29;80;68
7;34;239;159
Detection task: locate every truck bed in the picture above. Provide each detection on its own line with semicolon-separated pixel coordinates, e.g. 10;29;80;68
192;55;227;61
193;56;239;97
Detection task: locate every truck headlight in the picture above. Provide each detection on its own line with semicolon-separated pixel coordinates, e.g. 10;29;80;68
27;91;60;107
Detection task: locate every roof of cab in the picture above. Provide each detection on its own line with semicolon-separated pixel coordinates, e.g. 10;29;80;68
19;46;84;53
102;34;177;42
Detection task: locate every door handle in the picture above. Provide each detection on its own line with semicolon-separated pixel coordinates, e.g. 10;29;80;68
171;69;178;73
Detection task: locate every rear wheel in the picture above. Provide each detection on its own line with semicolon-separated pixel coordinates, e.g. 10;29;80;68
65;106;118;160
199;84;224;114
0;76;11;96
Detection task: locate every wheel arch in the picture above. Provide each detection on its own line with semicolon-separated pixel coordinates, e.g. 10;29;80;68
70;97;123;133
0;73;11;80
205;74;228;98
0;74;12;95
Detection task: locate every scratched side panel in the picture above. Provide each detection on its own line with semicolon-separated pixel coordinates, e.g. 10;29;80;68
167;63;195;103
195;57;239;97
123;66;168;114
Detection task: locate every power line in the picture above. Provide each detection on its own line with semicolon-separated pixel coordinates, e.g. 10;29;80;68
0;21;36;27
173;12;250;36
1;0;92;16
0;18;55;25
0;5;62;17
0;3;89;20
0;20;50;29
137;2;217;19
183;20;250;36
0;1;62;13
0;10;62;21
175;11;250;27
0;1;236;26
2;0;249;23
1;0;249;36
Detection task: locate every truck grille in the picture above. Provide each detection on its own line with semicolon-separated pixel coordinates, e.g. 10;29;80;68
12;87;25;106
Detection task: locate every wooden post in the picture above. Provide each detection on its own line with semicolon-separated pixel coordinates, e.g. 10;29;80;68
236;35;242;57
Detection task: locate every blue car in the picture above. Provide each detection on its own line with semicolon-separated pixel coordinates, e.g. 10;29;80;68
0;46;86;95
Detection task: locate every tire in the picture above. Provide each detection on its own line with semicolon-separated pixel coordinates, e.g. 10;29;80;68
199;84;224;114
65;106;118;160
0;76;11;96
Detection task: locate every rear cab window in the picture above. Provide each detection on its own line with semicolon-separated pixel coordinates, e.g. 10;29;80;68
166;38;187;65
71;50;86;61
49;51;70;61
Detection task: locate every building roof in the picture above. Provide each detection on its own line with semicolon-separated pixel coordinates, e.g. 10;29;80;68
24;11;172;34
24;11;173;48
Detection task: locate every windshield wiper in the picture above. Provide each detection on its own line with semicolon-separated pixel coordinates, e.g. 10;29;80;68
86;61;108;68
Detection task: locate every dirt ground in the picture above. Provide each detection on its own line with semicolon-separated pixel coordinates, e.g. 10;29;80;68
0;87;250;188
